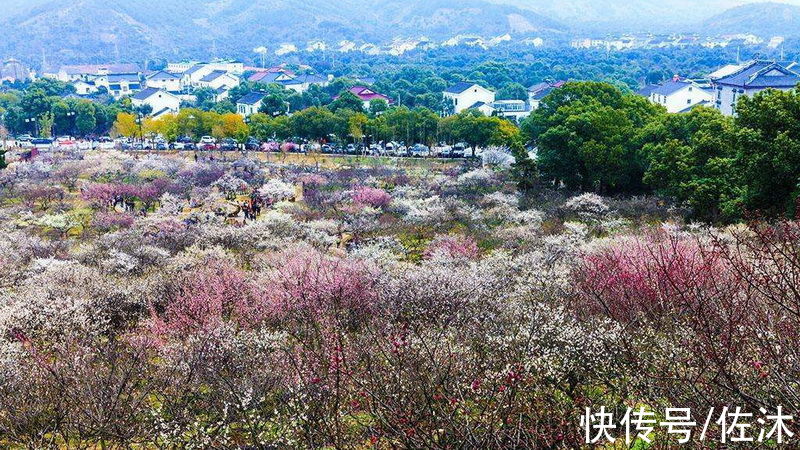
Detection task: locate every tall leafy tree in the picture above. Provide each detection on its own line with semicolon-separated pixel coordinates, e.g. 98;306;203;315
641;106;740;222
522;81;663;194
734;88;800;218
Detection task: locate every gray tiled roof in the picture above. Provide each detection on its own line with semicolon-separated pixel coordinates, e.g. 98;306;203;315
237;92;267;105
531;86;555;100
131;87;161;100
147;70;180;81
651;81;693;96
444;81;479;94
467;101;490;109
714;60;800;89
637;85;659;97
200;70;229;83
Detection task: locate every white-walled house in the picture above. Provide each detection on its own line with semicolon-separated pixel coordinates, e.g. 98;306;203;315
527;81;566;110
236;92;267;117
443;82;495;114
282;74;330;94
181;64;217;90
197;70;240;90
167;61;201;74
94;73;142;98
131;88;181;117
145;71;182;93
492;100;531;122
710;60;800;116
72;80;98;96
52;64;140;82
643;79;714;113
181;62;245;91
466;101;496;116
214;87;230;102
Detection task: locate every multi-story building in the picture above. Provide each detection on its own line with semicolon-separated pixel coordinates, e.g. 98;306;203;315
639;78;714;113
443;82;495;114
710;60;800;116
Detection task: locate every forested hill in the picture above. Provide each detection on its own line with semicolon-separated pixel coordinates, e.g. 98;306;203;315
0;0;563;65
701;2;800;36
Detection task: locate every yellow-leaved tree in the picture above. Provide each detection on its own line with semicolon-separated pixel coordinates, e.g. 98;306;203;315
212;113;249;142
112;112;139;138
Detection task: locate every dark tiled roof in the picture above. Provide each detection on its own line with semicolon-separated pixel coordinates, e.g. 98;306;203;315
467;101;490;109
528;82;550;92
249;71;286;83
184;64;207;76
529;81;565;99
714;60;800;89
200;70;229;83
444;81;479;94
652;81;693;96
531;86;555;100
637;85;659;97
131;87;161;100
152;107;172;118
147;70;180;81
294;74;328;84
237;92;267;105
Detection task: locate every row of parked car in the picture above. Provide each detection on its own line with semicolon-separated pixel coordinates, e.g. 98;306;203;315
144;137;472;159
315;142;470;158
10;134;475;159
11;135;116;150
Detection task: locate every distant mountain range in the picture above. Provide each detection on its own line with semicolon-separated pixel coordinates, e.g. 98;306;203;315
0;0;563;66
493;0;750;30
701;2;800;36
2;0;800;66
495;0;800;32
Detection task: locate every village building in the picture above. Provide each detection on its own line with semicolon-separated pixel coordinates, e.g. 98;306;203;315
72;80;98;96
443;82;495;114
145;71;182;93
639;77;714;113
710;60;800;116
527;81;565;110
337;86;393;109
51;64;141;82
131;88;181;118
94;73;142;98
236;92;268;117
197;70;241;90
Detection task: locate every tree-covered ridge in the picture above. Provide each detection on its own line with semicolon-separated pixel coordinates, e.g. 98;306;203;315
520;81;800;222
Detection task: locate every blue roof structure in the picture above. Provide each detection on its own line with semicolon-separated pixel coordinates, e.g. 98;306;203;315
714;61;800;89
237;92;267;105
444;81;479;94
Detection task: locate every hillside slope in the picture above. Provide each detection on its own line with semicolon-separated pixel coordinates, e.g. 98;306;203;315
700;2;800;36
0;0;564;65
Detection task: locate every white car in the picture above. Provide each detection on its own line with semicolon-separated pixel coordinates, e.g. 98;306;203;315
452;143;467;158
410;144;430;157
198;136;216;145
